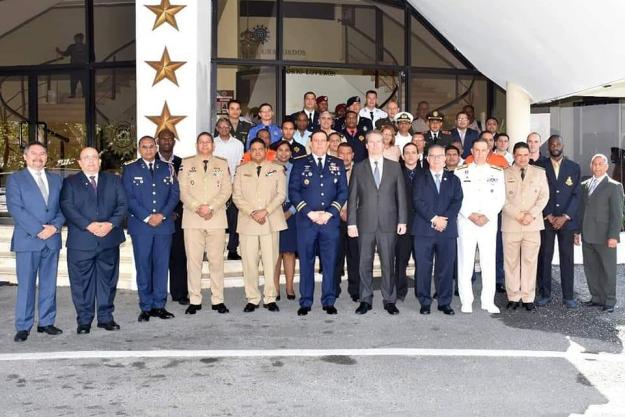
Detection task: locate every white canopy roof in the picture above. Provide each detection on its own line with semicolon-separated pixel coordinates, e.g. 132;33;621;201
408;0;625;103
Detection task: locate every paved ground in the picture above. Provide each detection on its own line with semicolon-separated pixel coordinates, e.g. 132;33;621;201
1;266;624;417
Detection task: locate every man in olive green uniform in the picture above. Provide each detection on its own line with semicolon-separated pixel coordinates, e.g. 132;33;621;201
232;138;287;312
179;132;232;315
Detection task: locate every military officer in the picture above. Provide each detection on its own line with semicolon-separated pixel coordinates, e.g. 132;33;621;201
289;131;349;316
358;90;388;125
341;110;368;163
424;111;453;148
502;142;549;311
455;138;506;314
122;136;180;322
179;132;232;315
233;138;287;312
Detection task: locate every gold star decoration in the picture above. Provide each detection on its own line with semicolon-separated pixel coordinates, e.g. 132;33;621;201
145;47;186;86
145;101;186;139
145;0;186;31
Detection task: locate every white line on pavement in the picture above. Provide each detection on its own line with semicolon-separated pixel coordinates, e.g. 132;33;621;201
0;348;623;362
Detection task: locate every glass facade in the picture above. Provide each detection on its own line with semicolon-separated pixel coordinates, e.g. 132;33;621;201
212;0;489;126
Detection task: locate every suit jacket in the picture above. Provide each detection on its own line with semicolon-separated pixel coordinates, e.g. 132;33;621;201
578;176;624;244
450;127;479;158
178;155;232;230
401;164;420;231
412;169;463;238
539;157;581;231
502;165;550;232
60;171;127;250
122;159;180;236
424;131;453;148
232;160;287;235
347;158;407;233
6;169;65;252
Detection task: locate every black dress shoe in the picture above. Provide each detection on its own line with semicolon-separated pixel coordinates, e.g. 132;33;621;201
432;292;438;299
212;303;230;314
138;311;151;322
603;305;615;313
384;303;400;315
77;324;91;334
37;325;63;335
323;305;338;315
506;301;520;310
297;307;311;316
185;304;202;315
97;321;120;331
351;295;359;303
523;302;536;311
582;300;603;307
177;297;190;306
263;302;280;312
150;308;175;319
227;251;241;260
14;330;29;342
438;305;455;315
355;302;372;315
496;284;506;293
420;305;431;315
243;303;258;313
276;294;281;301
286;293;296;300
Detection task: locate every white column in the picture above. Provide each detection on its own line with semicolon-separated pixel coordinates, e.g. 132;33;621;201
136;1;212;157
506;82;532;146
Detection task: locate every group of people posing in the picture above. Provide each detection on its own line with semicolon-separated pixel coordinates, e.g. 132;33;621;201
7;91;623;344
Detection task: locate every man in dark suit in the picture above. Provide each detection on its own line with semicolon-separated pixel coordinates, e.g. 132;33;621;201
424;111;453;148
7;143;66;342
342;110;368;163
156;129;189;305
450;111;479;158
413;144;463;315
123;136;180;322
335;142;360;302
348;131;407;315
536;135;581;308
395;143;421;301
575;154;624;313
290;91;319;131
60;147;128;334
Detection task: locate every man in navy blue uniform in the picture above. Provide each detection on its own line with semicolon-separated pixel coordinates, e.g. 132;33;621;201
289;131;348;316
7;142;65;342
536;135;581;308
123;136;180;322
341;110;369;163
60;147;128;334
412;144;463;315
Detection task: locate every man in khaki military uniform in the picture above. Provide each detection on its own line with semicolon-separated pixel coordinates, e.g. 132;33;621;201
502;142;549;311
179;132;232;315
232;138;287;313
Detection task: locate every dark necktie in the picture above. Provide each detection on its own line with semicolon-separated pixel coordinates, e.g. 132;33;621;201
89;175;97;194
408;169;415;182
149;162;154;176
256;165;261;177
317;157;323;171
370;111;374;121
433;133;438;141
521;168;526;181
203;160;209;173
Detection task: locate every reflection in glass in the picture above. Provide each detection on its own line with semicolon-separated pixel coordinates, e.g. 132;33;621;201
0;76;29;172
0;2;86;66
217;0;277;60
215;65;276;123
94;0;135;62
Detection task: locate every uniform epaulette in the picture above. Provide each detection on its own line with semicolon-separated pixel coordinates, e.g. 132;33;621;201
182;156;195;161
488;164;503;171
531;164;545;171
123;159;137;165
293;154;308;160
214;155;227;162
455;164;468;170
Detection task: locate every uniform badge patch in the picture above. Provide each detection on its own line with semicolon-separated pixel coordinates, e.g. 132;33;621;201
565;176;573;186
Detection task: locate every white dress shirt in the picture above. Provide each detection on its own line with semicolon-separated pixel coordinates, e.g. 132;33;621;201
395;133;412;150
27;167;49;192
369;156;384;179
214;135;244;182
359;107;388;124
